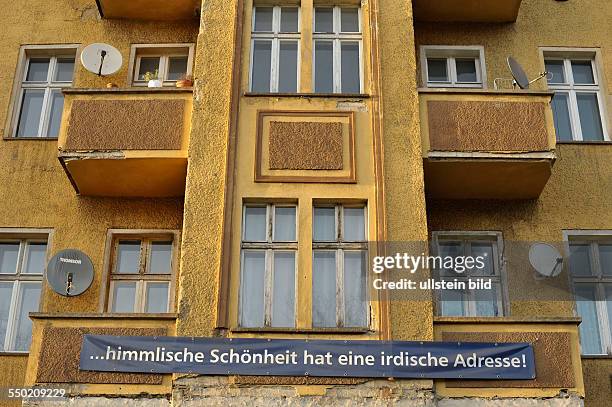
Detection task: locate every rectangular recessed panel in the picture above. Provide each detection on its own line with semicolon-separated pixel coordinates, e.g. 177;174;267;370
268;121;343;170
427;100;550;152
65;99;185;151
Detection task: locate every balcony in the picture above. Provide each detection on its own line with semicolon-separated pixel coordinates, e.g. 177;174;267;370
420;89;556;199
412;0;522;23
96;0;200;21
58;88;191;197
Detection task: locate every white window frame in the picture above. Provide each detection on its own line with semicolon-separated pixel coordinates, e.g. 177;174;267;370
249;6;301;93
563;231;612;355
312;204;369;328
239;203;298;328
432;231;507;317
103;230;179;314
420;45;487;89
128;43;195;87
0;229;51;353
542;50;609;142
312;6;363;94
8;45;78;139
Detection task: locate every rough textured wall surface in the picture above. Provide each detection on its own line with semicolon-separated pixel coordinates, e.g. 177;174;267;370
64;99;185;151
581;358;612;407
0;0;196;390
427;101;550;152
268;121;343;170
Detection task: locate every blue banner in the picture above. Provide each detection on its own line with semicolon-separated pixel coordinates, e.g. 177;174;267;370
80;335;535;380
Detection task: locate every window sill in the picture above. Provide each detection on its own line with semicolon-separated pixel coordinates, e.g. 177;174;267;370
2;137;58;141
30;312;178;320
244;92;370;99
231;327;371;334
0;351;29;356
434;316;581;324
581;354;612;359
556;140;612;145
62;88;193;95
418;87;554;96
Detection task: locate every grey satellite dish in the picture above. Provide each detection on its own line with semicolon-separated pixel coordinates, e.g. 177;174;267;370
81;43;122;76
46;249;94;297
507;56;551;90
529;243;564;278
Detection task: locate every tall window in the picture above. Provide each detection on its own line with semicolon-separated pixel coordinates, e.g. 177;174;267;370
545;55;608;141
12;48;76;138
0;238;47;351
433;233;505;317
250;7;300;93
568;238;612;355
129;44;195;86
313;6;362;94
240;204;297;328
420;46;485;88
312;204;367;328
108;236;176;313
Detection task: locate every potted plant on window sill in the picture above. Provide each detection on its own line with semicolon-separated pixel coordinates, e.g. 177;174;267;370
176;74;193;88
143;70;162;88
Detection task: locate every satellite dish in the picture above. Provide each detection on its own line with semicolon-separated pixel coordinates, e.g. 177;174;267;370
46;249;94;297
507;56;530;89
529;243;564;278
81;43;122;76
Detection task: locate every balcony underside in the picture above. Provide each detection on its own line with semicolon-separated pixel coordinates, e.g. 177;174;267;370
424;155;554;200
413;0;522;23
96;0;199;21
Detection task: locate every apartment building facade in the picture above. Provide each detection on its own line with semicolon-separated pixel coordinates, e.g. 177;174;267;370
0;0;609;405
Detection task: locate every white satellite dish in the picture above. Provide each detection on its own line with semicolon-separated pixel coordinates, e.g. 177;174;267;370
529;243;564;278
81;43;122;76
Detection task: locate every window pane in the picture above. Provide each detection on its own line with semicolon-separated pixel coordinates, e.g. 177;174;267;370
600;244;612;276
313;207;335;241
280;7;298;32
167;56;188;81
26;58;50;81
341;41;360;93
427;58;448;82
251;41;272;92
569;244;592;276
606;285;612;344
244;206;267;241
278;41;298;93
0;283;13;349
314;8;333;32
571;61;595;84
240;251;266;327
551;93;573;141
55;58;75;82
274;206;296;242
137;57;160;80
576;93;604;141
474;284;499;317
438;241;463;276
116;241;141;274
545;60;565;84
344;251;367;327
254;7;273;32
23;242;47;274
272;252;295;327
470;242;494;276
13;282;41;351
440;288;465;316
16;89;45;137
0;243;19;274
111;282;137;313
313;251;336;327
46;90;64;138
149;241;173;274
574;284;603;354
341;8;359;32
455;58;478;83
343;207;365;241
314;41;334;93
145;282;169;313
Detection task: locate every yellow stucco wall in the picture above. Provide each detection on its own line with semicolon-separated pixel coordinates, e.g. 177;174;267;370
0;0;197;391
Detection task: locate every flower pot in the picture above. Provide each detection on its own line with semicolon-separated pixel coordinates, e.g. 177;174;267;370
147;79;163;88
176;79;193;88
